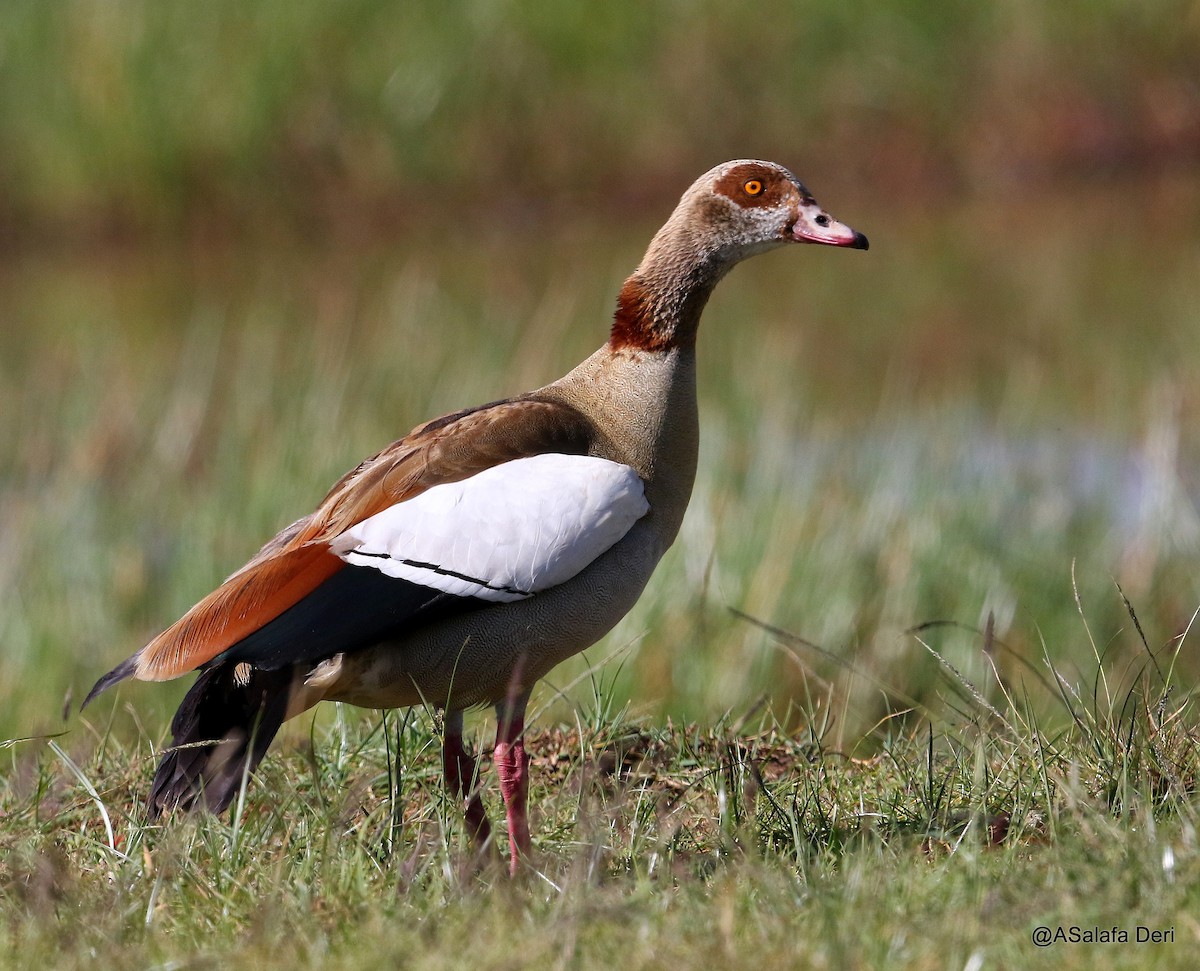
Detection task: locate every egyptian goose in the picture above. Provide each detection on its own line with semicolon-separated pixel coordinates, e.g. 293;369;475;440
85;160;867;873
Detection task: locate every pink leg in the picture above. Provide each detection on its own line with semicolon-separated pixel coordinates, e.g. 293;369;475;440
442;710;492;849
494;692;532;876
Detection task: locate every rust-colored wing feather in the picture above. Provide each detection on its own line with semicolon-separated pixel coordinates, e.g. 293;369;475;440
103;396;597;688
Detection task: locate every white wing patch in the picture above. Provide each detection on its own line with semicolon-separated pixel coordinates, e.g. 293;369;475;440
328;454;649;602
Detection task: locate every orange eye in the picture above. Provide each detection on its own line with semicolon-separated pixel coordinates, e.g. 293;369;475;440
744;179;763;196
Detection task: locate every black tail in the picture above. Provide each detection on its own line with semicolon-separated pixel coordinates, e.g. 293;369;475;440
147;663;297;819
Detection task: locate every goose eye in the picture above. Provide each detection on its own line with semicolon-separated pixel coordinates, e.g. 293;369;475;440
743;179;763;197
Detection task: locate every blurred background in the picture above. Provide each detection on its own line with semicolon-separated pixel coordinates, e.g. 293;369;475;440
2;0;1199;744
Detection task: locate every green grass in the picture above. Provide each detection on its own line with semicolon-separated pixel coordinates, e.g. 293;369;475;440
4;632;1199;969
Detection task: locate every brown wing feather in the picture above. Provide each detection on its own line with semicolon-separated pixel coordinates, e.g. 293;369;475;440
134;545;343;682
308;397;597;541
127;396;596;683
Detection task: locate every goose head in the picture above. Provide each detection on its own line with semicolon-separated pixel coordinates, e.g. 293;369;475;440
674;159;869;264
613;160;868;351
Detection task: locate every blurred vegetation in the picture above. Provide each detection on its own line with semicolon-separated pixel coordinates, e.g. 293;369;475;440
3;203;1200;742
1;0;1199;739
0;0;1196;243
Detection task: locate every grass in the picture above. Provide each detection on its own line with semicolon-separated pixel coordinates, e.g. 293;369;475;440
3;619;1199;969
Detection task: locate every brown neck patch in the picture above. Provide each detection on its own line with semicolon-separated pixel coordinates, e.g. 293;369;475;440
609;277;675;352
